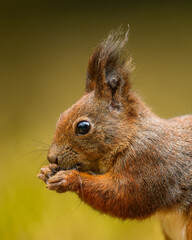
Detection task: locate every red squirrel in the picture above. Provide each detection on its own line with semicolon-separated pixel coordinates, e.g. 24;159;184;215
38;29;192;240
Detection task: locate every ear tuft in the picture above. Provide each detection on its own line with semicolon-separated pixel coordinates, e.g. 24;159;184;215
85;27;133;96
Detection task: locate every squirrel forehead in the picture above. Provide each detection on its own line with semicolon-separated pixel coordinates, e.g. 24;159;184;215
56;91;120;128
57;92;95;124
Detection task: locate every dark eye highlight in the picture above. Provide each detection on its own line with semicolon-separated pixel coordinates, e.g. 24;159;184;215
76;121;91;135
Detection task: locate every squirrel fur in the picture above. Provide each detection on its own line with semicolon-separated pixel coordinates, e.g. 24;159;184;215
38;29;192;240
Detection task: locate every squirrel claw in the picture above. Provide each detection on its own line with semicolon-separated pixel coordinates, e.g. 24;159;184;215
40;166;52;176
37;173;47;182
38;165;57;183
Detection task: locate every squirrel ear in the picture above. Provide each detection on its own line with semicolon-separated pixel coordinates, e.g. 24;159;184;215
85;28;133;108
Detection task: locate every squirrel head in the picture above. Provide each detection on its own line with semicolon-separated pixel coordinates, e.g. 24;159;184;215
48;29;138;174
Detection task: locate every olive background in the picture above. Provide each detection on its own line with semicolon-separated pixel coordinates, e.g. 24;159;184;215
1;1;192;239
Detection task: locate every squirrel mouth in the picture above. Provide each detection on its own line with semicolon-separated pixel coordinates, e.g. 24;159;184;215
52;163;85;173
52;162;97;175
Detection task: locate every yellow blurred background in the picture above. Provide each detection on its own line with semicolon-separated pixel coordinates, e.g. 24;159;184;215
1;1;192;239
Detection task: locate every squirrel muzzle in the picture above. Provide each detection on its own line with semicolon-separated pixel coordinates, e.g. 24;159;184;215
47;144;78;170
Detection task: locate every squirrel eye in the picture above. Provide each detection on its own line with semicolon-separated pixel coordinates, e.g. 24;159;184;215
76;121;91;135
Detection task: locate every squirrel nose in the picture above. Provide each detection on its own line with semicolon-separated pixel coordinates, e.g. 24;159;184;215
47;152;58;164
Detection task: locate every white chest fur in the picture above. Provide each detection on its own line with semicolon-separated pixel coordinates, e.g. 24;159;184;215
157;210;187;240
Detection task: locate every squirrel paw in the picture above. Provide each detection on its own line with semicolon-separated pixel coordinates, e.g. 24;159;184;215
37;164;58;183
46;170;79;193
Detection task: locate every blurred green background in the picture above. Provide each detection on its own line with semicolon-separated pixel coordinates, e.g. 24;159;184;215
1;1;192;239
